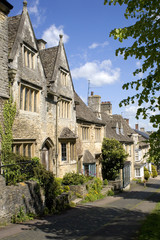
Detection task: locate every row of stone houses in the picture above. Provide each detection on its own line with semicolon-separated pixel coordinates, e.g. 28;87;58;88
0;1;150;184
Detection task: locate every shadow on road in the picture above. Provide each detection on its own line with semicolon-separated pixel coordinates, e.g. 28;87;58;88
18;205;147;240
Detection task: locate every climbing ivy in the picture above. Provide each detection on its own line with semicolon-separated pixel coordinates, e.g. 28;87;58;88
0;97;16;164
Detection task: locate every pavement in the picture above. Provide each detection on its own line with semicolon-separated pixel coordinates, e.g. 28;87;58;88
0;175;160;240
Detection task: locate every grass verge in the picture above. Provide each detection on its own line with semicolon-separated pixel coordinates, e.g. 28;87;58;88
138;201;160;240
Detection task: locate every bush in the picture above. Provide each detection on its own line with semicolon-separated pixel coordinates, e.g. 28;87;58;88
107;189;114;196
83;178;103;203
62;172;87;185
103;179;108;186
152;165;158;178
144;167;150;181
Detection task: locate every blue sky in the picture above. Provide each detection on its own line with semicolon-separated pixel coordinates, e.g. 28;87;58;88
8;0;155;131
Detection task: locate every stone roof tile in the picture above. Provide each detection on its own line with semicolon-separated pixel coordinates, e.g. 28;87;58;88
8;15;21;54
40;47;58;80
74;92;105;125
59;127;77;139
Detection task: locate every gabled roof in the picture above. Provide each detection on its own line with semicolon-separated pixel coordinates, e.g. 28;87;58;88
83;150;96;163
134;129;149;148
40;47;58;80
134;129;149;140
59;127;77;139
74;92;105;125
101;113;133;143
8;15;21;54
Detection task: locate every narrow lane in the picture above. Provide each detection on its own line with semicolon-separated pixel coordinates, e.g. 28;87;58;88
1;176;160;240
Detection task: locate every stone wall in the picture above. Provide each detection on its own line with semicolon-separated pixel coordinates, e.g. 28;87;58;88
0;176;44;224
0;6;9;98
0;176;71;224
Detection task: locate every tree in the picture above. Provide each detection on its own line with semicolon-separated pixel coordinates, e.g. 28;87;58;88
104;0;160;165
101;138;128;180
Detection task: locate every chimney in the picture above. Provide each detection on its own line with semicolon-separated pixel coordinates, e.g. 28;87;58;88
37;39;47;50
140;127;145;132
101;101;112;115
135;124;139;130
88;92;101;117
124;118;129;125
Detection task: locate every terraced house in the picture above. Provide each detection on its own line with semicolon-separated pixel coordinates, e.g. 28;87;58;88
0;0;79;178
0;0;150;184
0;0;106;178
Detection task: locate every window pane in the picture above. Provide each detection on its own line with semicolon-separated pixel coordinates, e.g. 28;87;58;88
61;143;66;161
34;91;37;112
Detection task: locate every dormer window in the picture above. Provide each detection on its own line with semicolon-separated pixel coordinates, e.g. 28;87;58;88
120;124;124;135
116;122;119;134
23;46;36;69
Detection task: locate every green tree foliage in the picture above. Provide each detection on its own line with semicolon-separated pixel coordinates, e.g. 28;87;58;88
151;164;158;178
101;138;128;180
0;97;16;163
148;130;160;168
104;0;160;166
144;166;150;180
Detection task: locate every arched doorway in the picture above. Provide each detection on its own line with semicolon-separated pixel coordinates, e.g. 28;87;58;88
41;138;54;172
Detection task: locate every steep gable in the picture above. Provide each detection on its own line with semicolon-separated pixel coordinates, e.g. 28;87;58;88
8;3;38;61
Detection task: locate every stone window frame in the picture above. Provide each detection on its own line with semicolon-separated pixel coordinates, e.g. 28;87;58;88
19;82;40;113
59;67;69;86
22;43;37;70
81;125;90;141
58;99;71;119
95;127;101;142
12;139;36;158
60;140;76;162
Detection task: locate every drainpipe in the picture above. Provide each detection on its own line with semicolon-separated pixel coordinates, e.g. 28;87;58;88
55;96;61;177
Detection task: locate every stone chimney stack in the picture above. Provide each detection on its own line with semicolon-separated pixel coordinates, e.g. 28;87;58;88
135;124;139;130
37;39;47;50
140;127;145;132
0;0;13;99
101;101;112;115
124;118;129;125
88;92;101;118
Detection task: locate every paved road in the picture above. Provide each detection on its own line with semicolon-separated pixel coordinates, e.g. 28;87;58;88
1;176;160;240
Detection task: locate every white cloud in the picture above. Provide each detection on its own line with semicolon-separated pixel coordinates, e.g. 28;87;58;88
42;25;69;47
28;0;43;27
71;60;120;86
89;41;109;49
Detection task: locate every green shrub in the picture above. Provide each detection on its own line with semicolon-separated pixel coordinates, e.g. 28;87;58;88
144;167;150;181
152;165;158;178
83;178;103;203
103;179;108;186
11;207;35;223
107;189;114;196
62;172;87;185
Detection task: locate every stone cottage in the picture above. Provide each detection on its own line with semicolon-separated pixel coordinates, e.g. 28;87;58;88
88;92;135;184
133;124;150;179
74;92;105;178
0;1;77;178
